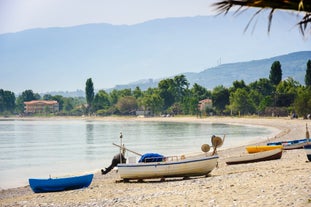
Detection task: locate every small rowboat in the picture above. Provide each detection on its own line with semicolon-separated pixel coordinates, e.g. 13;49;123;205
117;153;219;181
29;174;93;193
303;144;311;161
246;145;283;153
225;148;282;165
267;138;308;150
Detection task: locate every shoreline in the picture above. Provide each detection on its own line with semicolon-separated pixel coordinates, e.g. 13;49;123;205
1;116;310;207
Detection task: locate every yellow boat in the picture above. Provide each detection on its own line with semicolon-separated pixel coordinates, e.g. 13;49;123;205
246;145;283;153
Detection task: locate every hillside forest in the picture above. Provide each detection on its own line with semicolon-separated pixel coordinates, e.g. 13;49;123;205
1;60;311;118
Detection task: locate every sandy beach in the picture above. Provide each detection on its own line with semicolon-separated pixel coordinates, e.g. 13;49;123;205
1;116;311;207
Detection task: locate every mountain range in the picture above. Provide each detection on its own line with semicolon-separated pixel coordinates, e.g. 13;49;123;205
114;51;311;91
43;51;311;97
0;10;310;95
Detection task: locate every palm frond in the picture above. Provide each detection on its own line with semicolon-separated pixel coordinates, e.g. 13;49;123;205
213;0;311;36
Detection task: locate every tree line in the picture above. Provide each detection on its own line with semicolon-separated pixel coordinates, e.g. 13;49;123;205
1;60;311;118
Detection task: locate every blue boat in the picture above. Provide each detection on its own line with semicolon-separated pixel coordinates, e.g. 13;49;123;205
267;138;309;150
29;173;93;193
304;144;311;161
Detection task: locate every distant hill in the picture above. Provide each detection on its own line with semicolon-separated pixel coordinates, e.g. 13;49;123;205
112;51;311;91
1;11;310;94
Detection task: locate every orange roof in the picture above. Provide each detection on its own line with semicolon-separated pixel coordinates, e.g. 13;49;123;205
199;99;212;104
24;100;58;105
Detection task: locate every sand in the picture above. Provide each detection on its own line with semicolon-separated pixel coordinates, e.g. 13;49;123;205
1;116;311;207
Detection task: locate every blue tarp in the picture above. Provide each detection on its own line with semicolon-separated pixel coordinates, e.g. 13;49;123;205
138;153;164;163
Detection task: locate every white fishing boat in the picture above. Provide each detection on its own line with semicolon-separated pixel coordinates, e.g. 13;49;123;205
113;133;223;181
117;153;219;181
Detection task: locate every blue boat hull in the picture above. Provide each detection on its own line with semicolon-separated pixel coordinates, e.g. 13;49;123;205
267;138;309;149
267;138;307;146
29;174;93;193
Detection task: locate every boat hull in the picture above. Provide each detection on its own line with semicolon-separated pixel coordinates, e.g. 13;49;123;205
29;174;93;193
225;148;282;165
117;154;219;180
246;145;283;153
304;144;311;161
267;138;308;150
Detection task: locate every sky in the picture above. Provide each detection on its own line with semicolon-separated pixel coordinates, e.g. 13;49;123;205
0;0;218;34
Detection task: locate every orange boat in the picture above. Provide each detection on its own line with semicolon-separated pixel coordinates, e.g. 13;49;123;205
246;145;283;153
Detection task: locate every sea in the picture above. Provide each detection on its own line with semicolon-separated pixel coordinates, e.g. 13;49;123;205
0;118;279;189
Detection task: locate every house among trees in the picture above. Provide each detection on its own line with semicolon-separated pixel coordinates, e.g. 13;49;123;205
198;99;212;112
24;100;59;114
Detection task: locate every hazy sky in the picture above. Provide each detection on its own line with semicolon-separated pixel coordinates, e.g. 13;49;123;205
0;0;218;34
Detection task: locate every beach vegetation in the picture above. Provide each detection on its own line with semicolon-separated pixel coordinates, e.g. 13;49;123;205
1;59;311;118
229;88;256;115
92;90;110;112
116;96;138;115
212;85;230;115
0;89;15;114
294;88;311;118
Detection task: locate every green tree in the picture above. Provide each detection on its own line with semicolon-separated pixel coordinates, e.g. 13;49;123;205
229;88;256;115
117;89;132;97
189;83;211;115
85;78;94;115
158;78;175;110
212;85;230;114
116;96;137;115
191;83;211;101
275;77;299;107
16;90;40;113
109;89;120;105
269;61;282;85
248;89;262;111
0;89;15;113
62;97;74;112
173;74;189;102
294;87;311;118
133;86;143;99
51;95;64;111
93;90;110;112
249;78;274;97
182;95;199;115
21;90;39;101
143;91;164;115
230;80;247;93
305;60;311;87
43;94;53;100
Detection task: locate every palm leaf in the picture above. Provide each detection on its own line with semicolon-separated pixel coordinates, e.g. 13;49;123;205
213;0;311;36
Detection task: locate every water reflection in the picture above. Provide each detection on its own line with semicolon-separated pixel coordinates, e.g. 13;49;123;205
85;122;95;158
86;123;94;144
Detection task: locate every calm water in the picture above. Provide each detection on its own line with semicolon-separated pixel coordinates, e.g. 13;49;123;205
0;119;278;189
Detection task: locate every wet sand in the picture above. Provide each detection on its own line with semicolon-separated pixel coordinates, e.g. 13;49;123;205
1;116;310;207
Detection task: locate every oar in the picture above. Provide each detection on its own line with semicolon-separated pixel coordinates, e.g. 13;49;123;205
112;143;142;156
